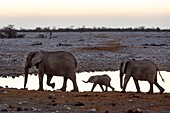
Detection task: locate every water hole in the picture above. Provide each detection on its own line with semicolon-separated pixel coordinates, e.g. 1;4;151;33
0;71;169;93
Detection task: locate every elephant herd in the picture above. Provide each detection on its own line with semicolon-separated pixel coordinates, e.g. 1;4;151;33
24;51;165;94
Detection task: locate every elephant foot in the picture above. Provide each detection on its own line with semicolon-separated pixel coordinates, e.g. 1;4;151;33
51;83;55;89
71;87;79;92
147;91;153;94
121;90;126;93
71;89;79;92
160;88;165;94
112;88;115;91
136;91;141;93
59;87;66;92
38;88;44;91
23;88;28;90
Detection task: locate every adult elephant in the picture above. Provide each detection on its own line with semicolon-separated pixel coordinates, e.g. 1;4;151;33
120;59;164;94
24;51;79;92
83;74;115;92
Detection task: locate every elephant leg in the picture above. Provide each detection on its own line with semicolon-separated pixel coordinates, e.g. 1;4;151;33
133;78;141;93
105;86;108;92
38;69;44;91
99;84;104;92
71;79;79;92
60;76;68;91
46;74;55;89
147;82;153;94
91;83;97;92
154;81;165;94
121;75;131;93
68;74;79;92
109;85;115;91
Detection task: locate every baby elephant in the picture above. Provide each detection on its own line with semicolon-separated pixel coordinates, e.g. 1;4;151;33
83;74;115;92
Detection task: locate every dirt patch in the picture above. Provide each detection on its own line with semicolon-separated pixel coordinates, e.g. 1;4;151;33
95;33;108;38
80;40;125;52
80;46;123;52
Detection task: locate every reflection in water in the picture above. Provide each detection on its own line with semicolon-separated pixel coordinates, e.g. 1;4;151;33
0;71;169;93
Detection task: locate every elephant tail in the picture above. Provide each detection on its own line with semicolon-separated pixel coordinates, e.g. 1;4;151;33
82;80;88;83
158;70;165;82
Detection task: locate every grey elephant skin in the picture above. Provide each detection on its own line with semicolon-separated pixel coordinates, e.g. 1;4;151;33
83;74;115;92
120;59;165;94
24;51;79;92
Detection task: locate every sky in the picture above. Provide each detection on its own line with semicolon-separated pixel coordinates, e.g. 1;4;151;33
0;0;170;29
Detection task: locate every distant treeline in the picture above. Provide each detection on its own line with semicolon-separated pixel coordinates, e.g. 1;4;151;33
18;26;170;32
0;25;170;32
0;25;170;38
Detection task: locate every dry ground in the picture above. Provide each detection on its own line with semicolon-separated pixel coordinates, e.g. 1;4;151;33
0;88;170;113
0;32;169;76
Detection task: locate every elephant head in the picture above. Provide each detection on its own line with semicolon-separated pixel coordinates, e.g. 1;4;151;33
119;60;128;89
24;51;43;89
83;76;98;83
119;59;136;89
88;76;98;83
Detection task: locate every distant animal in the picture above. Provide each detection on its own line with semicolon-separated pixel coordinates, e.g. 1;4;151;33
83;74;115;92
120;59;165;94
24;51;79;92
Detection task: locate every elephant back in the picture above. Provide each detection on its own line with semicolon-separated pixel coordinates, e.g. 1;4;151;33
43;51;77;74
98;74;111;85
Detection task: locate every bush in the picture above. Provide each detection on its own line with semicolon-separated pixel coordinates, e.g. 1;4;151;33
2;25;17;38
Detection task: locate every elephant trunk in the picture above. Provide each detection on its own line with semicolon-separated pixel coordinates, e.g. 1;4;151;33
120;71;124;89
24;68;29;89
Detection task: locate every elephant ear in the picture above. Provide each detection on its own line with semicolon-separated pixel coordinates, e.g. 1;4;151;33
121;60;129;74
91;76;98;83
31;51;43;67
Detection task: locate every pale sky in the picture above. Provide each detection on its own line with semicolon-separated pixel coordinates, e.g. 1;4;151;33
0;0;170;29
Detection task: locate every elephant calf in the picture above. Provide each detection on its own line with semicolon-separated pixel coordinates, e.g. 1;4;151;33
83;74;115;92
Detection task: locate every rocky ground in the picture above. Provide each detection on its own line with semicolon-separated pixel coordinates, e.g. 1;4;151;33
0;88;170;113
0;32;169;76
0;32;170;113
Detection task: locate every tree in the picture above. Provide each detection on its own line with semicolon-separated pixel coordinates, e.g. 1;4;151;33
3;25;17;38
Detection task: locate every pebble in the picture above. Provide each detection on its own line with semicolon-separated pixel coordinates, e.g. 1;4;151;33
0;104;9;111
127;109;143;113
128;99;133;102
32;107;37;111
89;108;96;112
48;93;55;99
51;111;59;113
32;107;41;112
64;105;71;110
2;91;7;94
136;108;143;113
17;107;22;111
74;102;84;106
105;110;109;113
18;101;28;105
127;109;133;113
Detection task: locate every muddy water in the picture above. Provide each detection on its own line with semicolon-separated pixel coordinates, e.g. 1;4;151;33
0;71;170;93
